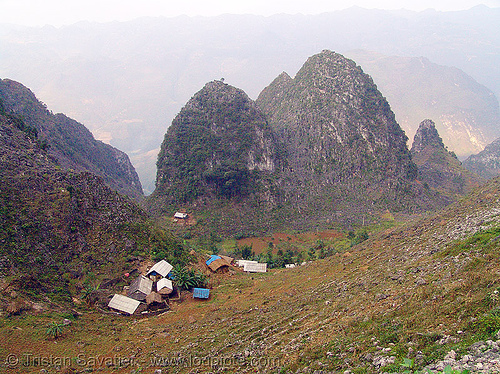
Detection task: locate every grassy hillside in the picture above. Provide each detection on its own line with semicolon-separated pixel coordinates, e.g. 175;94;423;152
0;104;189;311
2;177;499;373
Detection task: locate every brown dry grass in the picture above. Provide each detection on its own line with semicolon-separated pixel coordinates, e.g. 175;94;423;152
2;180;500;373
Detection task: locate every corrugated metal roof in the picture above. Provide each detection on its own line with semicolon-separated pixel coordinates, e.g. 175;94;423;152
108;294;141;314
146;260;173;277
193;288;210;299
236;260;258;267
128;275;153;300
244;262;267;273
174;212;188;219
206;255;222;266
157;277;173;292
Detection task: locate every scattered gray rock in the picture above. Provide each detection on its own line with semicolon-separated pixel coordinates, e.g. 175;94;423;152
425;338;500;373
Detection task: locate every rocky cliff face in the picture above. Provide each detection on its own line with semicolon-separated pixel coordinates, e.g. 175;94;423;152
0;105;186;304
463;137;500;179
257;50;438;222
152;52;454;233
154;80;280;205
411;119;483;199
346;50;500;158
0;79;143;199
411;119;447;154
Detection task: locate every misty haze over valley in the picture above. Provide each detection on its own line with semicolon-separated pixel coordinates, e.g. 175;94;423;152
3;4;500;373
1;5;500;193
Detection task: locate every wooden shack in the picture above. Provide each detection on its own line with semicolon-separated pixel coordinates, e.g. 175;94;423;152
127;275;153;301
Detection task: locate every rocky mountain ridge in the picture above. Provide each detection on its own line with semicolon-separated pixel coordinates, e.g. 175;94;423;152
411;119;447;154
463;137;500;180
256;50;443;225
0;79;143;199
410;119;484;200
154;80;280;205
0;99;187;306
346;50;500;158
153;51;448;233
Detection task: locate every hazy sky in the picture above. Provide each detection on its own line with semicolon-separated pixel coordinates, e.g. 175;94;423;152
1;0;500;26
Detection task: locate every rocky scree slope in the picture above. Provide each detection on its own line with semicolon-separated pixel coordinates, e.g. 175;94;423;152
463;137;500;180
0;79;143;199
127;177;500;374
411;119;483;200
257;50;443;225
0;106;186;308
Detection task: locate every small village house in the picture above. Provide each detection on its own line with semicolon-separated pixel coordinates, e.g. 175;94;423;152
157;277;174;295
108;294;144;315
127;275;153;301
146;291;167;311
206;255;231;272
146;259;173;281
236;259;257;267
244;262;267;273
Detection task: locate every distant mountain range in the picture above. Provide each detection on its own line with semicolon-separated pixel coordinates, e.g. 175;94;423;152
345;50;500;158
1;6;498;192
463;137;500;179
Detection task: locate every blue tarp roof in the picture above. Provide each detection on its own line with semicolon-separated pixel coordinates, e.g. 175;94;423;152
193;288;210;299
206;255;221;266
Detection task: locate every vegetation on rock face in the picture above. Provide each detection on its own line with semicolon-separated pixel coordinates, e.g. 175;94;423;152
150;51;454;235
149;80;284;235
154;80;279;204
0;108;189;304
256;50;443;226
411;119;484;200
0;79;143;199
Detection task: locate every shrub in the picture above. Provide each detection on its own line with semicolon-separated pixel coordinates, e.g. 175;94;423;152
172;266;207;291
471;311;500;336
46;322;64;339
